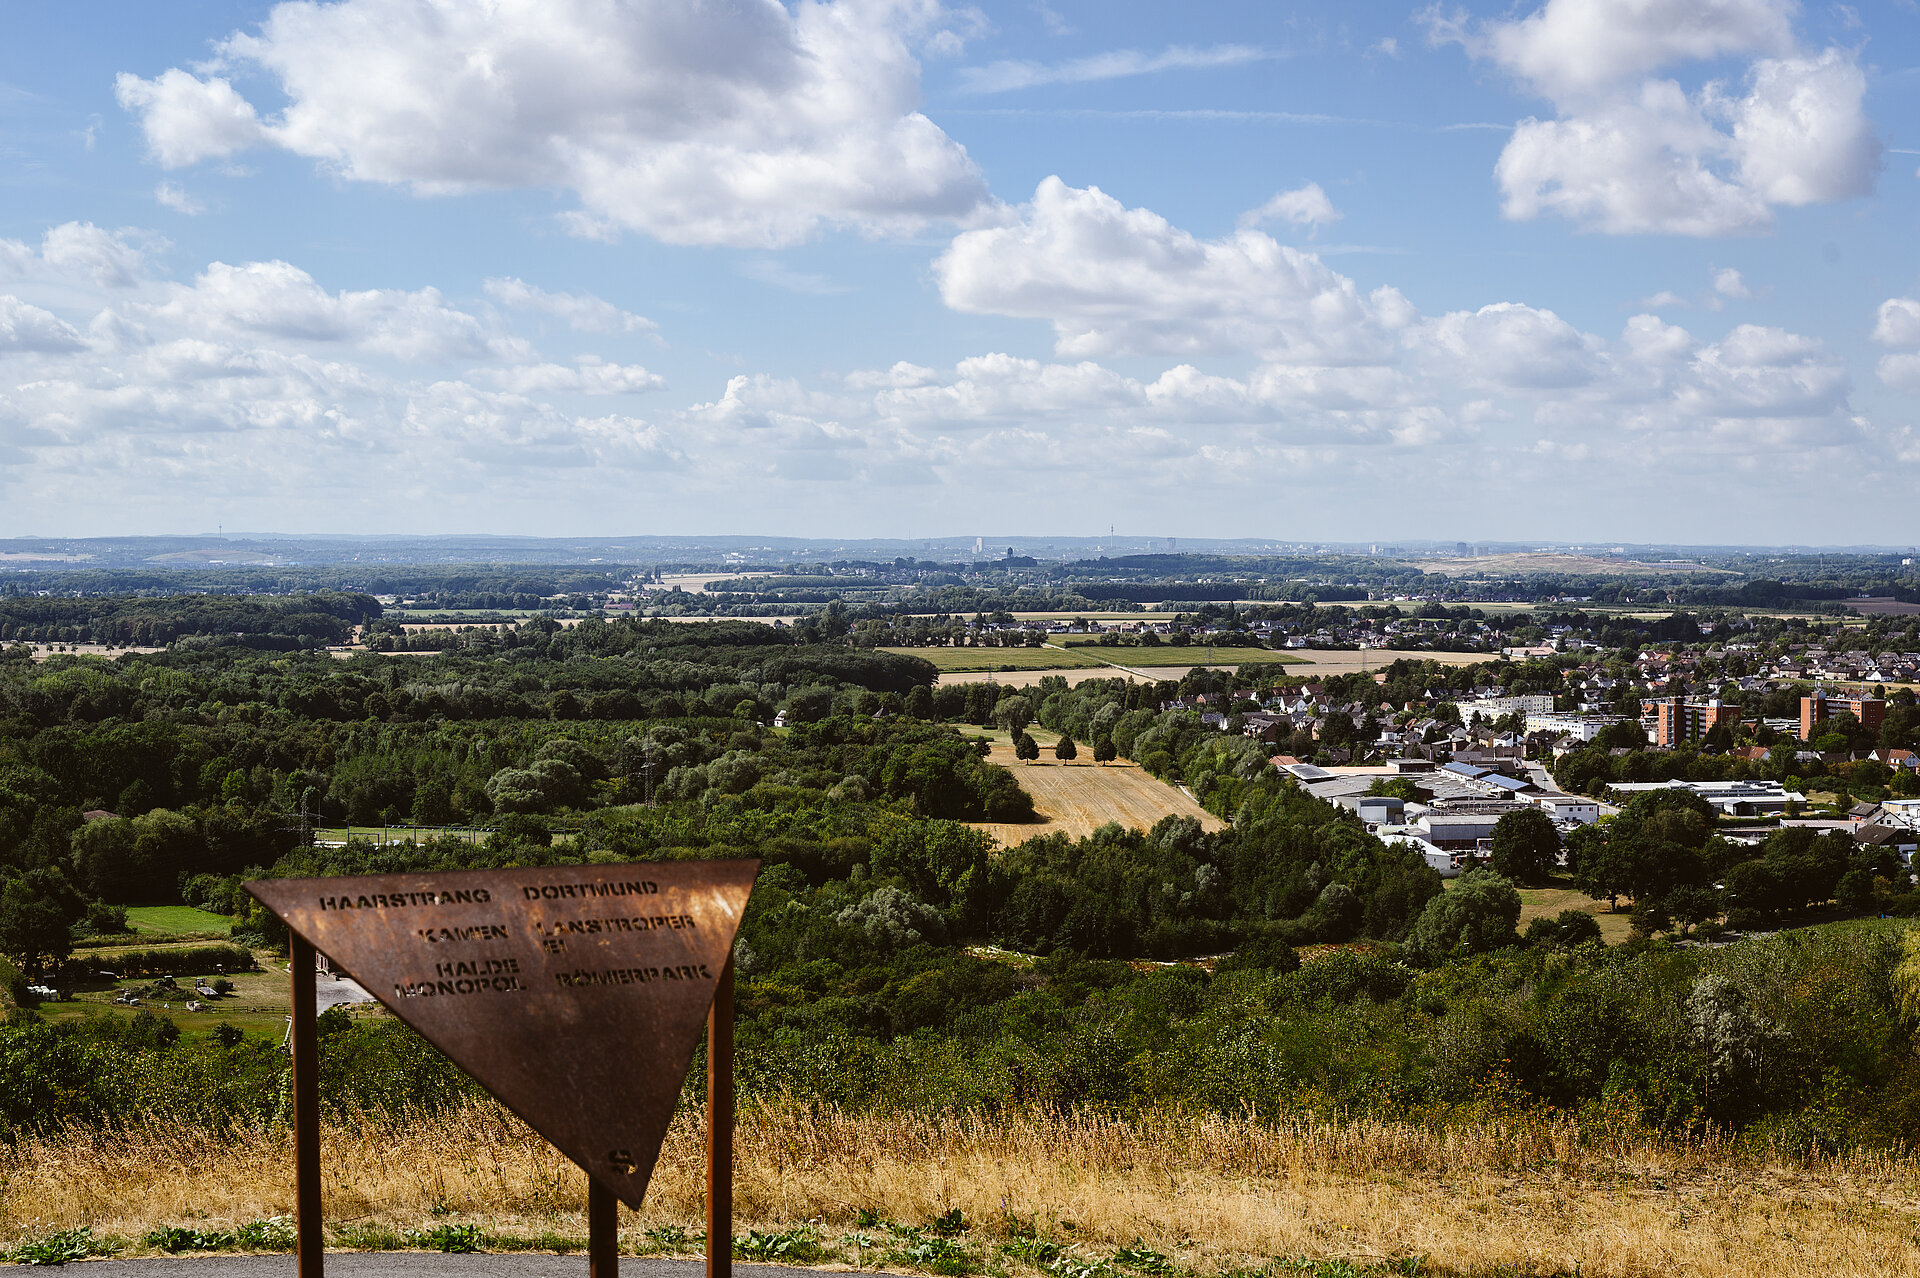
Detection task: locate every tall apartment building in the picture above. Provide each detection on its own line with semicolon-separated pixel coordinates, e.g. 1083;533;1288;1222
1654;697;1740;747
1801;691;1886;742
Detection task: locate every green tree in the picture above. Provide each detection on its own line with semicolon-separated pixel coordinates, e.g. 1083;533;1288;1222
1488;808;1561;884
0;868;84;976
1054;734;1078;761
1409;870;1521;963
1014;731;1040;761
1092;735;1117;763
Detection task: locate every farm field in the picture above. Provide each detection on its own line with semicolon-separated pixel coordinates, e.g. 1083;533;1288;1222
877;645;1105;671
967;728;1224;845
934;647;1495;686
125;905;232;936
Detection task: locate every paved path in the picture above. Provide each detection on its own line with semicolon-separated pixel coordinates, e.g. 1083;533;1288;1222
65;1257;850;1278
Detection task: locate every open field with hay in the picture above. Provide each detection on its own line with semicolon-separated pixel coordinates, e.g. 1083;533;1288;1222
5;1102;1919;1278
932;647;1495;687
879;646;1107;672
966;728;1223;845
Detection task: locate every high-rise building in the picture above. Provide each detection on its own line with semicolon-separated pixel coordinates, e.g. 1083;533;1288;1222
1654;698;1740;747
1800;691;1885;742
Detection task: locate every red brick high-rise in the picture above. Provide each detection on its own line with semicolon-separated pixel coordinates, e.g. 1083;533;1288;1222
1800;691;1885;742
1655;698;1741;747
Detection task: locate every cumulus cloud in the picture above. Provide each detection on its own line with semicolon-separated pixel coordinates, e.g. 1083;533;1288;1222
957;43;1268;94
1434;0;1879;235
0;296;87;352
115;0;995;248
925;179;1863;464
1713;267;1752;299
114;70;268;167
1873;296;1920;394
936;178;1411;362
1237;183;1342;232
483;358;667;396
484;278;656;335
0;203;1900;534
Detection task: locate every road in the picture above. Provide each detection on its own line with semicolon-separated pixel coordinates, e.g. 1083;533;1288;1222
66;1257;854;1278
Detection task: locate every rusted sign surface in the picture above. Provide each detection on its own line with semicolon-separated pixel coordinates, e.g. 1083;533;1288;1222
247;860;757;1209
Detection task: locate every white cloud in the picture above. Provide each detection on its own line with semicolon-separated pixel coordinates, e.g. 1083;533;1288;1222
483;358;667;396
1465;0;1796;98
36;222;155;289
149;260;502;363
936;177;1410;362
483;278;656;335
115;0;995;248
1874;296;1920;393
1237;183;1342;232
927;180;1864;461
1438;0;1879;236
0;296;87;353
113;70;267;167
1713;267;1752;299
154;182;205;215
1873;297;1920;349
1410;303;1604;390
1728;50;1878;206
957;44;1268;94
0;204;1901;535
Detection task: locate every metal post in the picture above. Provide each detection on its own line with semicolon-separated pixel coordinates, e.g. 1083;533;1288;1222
588;1179;619;1278
706;954;734;1278
289;933;323;1278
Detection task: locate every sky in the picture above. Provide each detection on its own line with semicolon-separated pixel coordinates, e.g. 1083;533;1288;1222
0;0;1917;545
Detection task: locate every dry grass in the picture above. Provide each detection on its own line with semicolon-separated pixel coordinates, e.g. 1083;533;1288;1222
5;1103;1919;1277
967;731;1224;845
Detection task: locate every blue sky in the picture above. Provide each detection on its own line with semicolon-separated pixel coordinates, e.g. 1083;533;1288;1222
1;0;1916;543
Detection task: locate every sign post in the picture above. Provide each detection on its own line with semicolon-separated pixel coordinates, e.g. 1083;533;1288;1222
289;933;323;1278
254;861;757;1278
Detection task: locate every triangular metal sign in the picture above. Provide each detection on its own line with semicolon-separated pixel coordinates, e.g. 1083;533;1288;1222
247;860;757;1209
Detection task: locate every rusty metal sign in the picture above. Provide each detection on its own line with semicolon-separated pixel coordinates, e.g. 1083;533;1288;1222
247;860;757;1210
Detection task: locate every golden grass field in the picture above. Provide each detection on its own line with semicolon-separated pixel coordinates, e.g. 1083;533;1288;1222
880;646;1108;672
6;1101;1919;1278
966;729;1224;845
933;648;1492;687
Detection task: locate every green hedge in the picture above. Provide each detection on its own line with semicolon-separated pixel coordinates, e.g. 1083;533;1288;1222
88;945;257;978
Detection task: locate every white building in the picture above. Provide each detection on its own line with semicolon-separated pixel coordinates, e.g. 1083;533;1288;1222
1462;694;1554;722
1533;794;1600;825
1526;711;1632;743
1605;779;1805;816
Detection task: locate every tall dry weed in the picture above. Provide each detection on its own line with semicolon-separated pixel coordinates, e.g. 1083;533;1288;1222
4;1102;1918;1277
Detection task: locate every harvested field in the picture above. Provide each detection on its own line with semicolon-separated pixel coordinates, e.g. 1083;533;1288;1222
878;645;1105;672
8;1101;1919;1278
969;729;1223;844
933;648;1495;687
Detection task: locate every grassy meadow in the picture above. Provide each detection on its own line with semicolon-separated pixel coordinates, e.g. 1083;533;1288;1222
4;1101;1918;1278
